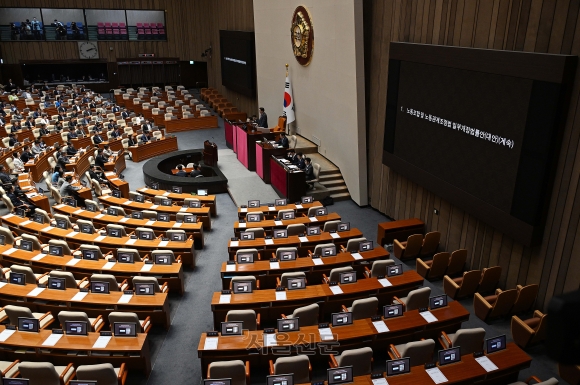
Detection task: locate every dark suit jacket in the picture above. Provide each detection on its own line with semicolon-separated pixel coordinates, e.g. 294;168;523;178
304;164;314;180
190;170;202;177
257;113;268;128
93;135;103;145
176;170;188;177
276;136;289;148
95;155;108;168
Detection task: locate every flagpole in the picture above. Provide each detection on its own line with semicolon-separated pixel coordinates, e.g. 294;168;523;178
285;64;289;134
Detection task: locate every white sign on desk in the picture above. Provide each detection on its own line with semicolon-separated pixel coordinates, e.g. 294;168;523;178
146;220;156;226
42;333;64;346
351;253;363;260
312;258;324;266
102;261;116;270
27;287;46;297
2;214;14;219
238;223;246;228
425;367;448;384
173;222;182;228
162;192;170;197
274;220;283;226
270;262;280;269
125;238;137;245
179;207;187;212
219;294;231;304
475;356;499;372
138;188;147;192
67;231;79;237
372;320;390;333
3;248;17;255
118;294;133;304
32;253;46;261
265;239;274;245
309;217;318;222
230;241;239;247
95;214;105;219
295;204;303;209
95;235;106;242
73;209;84;214
275;291;287;300
20;220;32;226
150;205;159;209
329;286;343;295
419;311;438;323
66;258;81;266
119;217;130;223
0;282;7;289
225;264;236;272
158;241;169;247
204;337;219;350
0;329;16;342
71;291;88;301
378;278;392;287
268;206;276;211
265;333;277;347
330;232;341;239
141;264;154;272
240;208;247;213
298;236;309;243
93;335;112;349
372;377;389;385
318;327;334;341
41;226;54;231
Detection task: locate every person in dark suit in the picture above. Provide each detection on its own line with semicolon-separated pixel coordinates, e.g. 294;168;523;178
60;175;85;206
257;107;268;128
20;146;33;163
23;117;33;129
175;165;188;177
67;128;78;141
88;165;109;187
304;157;314;181
276;132;289;149
140;132;149;143
296;152;306;170
38;124;49;136
127;134;138;147
121;108;129;119
8;134;19;147
57;150;70;171
107;119;116;130
6;185;36;217
112;105;120;113
189;164;203;178
110;127;120;139
66;141;78;156
141;119;152;134
287;149;296;163
95;149;108;169
92;131;104;145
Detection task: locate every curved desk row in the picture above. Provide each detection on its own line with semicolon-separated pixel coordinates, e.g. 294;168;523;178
128;137;178;163
136;186;217;216
236;201;322;219
233;213;341;236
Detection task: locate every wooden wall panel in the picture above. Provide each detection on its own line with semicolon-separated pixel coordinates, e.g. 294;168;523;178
367;0;580;310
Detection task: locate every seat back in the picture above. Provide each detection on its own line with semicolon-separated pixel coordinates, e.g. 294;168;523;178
48;239;72;255
306;205;323;217
132;276;160;291
280;272;306;288
152;249;176;263
22;233;43;250
398;339;436;366
246;212;264;221
18;362;60;385
450;327;486;355
53;213;73;229
106;224;127;236
457;270;482;298
0;227;15;244
478;266;502;293
402;234;423;258
336;347;373;376
226;310;257;331
142;210;158;219
79;244;103;258
490;289;519;318
231;276;257;290
76;363;118;385
274;355;310;383
286;223;305;236
208;360;247;385
446;249;467;276
369;259;395;277
328;266;353;282
108;311;140;328
511;284;539;314
50;271;78;288
34;208;51;224
235;248;259;261
91;274;120;291
277;209;295;220
246;227;265;238
420;231;441;256
5;305;33;325
289;303;319;326
404;287;431;311
58;310;90;327
312;163;321;180
2;195;14;212
313;243;336;256
427;252;451;278
350;297;378;320
345;237;367;253
275;247;298;260
323;220;341;232
10;265;37;284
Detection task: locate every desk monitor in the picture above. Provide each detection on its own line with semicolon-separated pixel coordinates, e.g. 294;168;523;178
232;281;253;294
287;277;306;290
48;277;66;290
0;235;5;246
282;211;295;220
160;198;172;206
315;207;328;216
134;195;145;203
154;253;172;264
240;231;255;240
114;322;137;337
132;211;143;219
19;240;33;251
203;380;231;385
279;250;296;261
246;213;262;222
65;320;88;336
337;222;350;232
248;200;260;208
15;208;27;218
69;381;97;385
135;283;155;295
172;186;182;193
18;317;39;333
429;295;448;310
327;366;353;385
339;272;357;284
90;281;110;294
383;304;404;319
112;190;122;198
321;246;337;257
267;374;294;385
387;264;403;277
82;249;98;260
10;272;25;286
3;379;29;385
38;187;44;196
275;199;287;206
189;200;201;208
386;357;411;376
307;226;321;236
197;189;208;196
220;321;243;336
183;214;197;223
107;228;122;238
80;223;94;234
169;232;185;242
486;335;507;354
273;229;288;239
301;196;313;204
157;213;170;222
32;213;45;224
85;202;97;212
277;318;299;332
236;253;254;264
55;218;69;230
438;347;461;366
117;252;134;264
150;182;159;190
107;207;118;216
331;312;353;327
49;245;64;256
64;198;77;207
359;241;374;252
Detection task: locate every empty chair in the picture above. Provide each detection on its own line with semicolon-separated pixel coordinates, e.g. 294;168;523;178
4;305;54;329
277;209;294;220
341;237;367;253
132;276;167;293
246;212;264;221
364;259;395;278
107;205;127;216
17;361;75;385
0;359;20;378
343;297;378;320
306;205;323;217
392;286;431;311
135;227;156;242
152;249;179;263
389;339;436;366
57;311;103;332
47;239;73;255
477;266;502;294
76;363;128;385
274;247;298;260
508;377;558;385
446;249;468;276
90;274;128;291
393;234;423;260
419;231;441;257
235;248;260;262
511;311;548;349
184;198;201;207
511;284;539;315
329;347;373;376
8;265;48;284
282;303;319;326
278;272;306;288
49;271;89;289
129;191;144;201
77;244;110;259
52;213;74;229
559;363;580;385
106;224;127;237
0;227;18;245
230;276;258;290
142;210;158;220
474;288;518;322
313;243;336;256
416;252;451;280
323;266;353;283
286;223;305;236
269;355;311;384
207;360;249;385
245;227;265;238
439;327;486;355
225;309;260;331
34;208;51;223
108;311;151;333
19;233;46;251
443;270;482;299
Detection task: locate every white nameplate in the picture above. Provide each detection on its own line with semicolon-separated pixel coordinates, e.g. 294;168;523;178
372;320;390;333
42;333;64;346
419;311;438;323
93;336;112;348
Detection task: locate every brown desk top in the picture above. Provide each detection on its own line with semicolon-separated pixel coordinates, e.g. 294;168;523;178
236;201;322;216
136;187;216;204
234;213;341;231
98;195;211;217
378;218;424;231
211;272;424;307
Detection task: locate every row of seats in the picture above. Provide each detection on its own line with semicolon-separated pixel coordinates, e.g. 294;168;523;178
474;284;539;322
0;361;125;385
416;249;467;279
394;231;441;260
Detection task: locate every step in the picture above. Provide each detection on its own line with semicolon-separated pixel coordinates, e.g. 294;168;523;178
324;185;349;194
320;179;346;188
319;172;342;181
330;192;351;201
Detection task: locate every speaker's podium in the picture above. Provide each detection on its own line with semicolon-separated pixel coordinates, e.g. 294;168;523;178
203;140;218;166
270;156;306;202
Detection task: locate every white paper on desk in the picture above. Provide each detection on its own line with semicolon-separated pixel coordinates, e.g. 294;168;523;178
0;282;7;289
219;294;231;304
150;205;159;209
162;192;170;197
102;261;116;270
179;207;187;212
122;200;131;205
4;248;17;255
268;207;275;211
0;329;16;342
26;193;37;198
372;377;389;385
373;320;390;333
66;258;81;266
420;311;438;323
20;220;32;226
238;223;246;228
2;214;14;219
298;236;309;243
93;335;112;349
309;217;318;222
146;220;155;226
230;241;239;247
125;238;137;245
95;235;106;242
119;217;130;223
265;239;274;245
118;294;133;303
41;226;54;231
295;204;303;209
378;278;393;287
71;291;88;301
73;209;84;214
204;337;219;350
159;241;169;247
27;287;46;297
32;253;45;261
141;263;154;272
475;356;499;372
270;262;280;269
274;220;283;226
319;327;334;341
240;208;247;212
426;367;448;384
351;252;363;260
330;286;343;295
106;172;115;176
42;333;64;346
330;232;341;239
95;214;105;219
265;333;277;346
172;222;182;228
312;258;324;266
225;264;236;272
55;204;65;209
138;188;147;192
67;231;79;237
276;291;287;301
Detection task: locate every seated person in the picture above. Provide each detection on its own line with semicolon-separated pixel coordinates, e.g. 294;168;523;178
142;119;153;134
67;127;78;140
296;152;305;170
92;130;104;145
287;149;296;163
23;116;34;129
38;123;50;136
0;165;16;185
88;165;109;187
60;175;85;207
6;185;36;217
190;164;203;178
66;141;78;156
103;144;113;157
8;134;19;148
95;149;108;169
139;132;149;143
57;150;70;171
12;151;25;173
276;132;289;148
175;165;188;177
20;146;33;163
304;157;314;182
127;134;138;147
11;121;22;133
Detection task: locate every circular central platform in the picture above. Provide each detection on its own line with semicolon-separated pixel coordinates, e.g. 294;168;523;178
142;149;228;194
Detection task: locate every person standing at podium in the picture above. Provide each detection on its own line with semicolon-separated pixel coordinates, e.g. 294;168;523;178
257;107;268;128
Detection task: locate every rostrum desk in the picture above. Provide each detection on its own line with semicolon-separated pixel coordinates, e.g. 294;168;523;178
270;156;307;202
236;201;323;219
255;142;287;183
233;213;341;237
128;137;178;163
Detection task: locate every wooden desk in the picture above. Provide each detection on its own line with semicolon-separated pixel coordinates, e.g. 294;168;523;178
198;301;469;369
233;213;341;236
220;246;390;289
65;146;93;178
129;137;178;163
210;272;424;329
0;325;152;375
98;195;212;230
17;176;51;213
104;171;130;199
256;142;287;183
0;246;185;295
377;218;425;246
23;149;52;182
70;136;93;150
237;201;323;219
104;153;126;173
227;228;365;259
1;212;196;269
270;156;306;202
136;187;217;216
164;116;219;132
52;203;205;250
